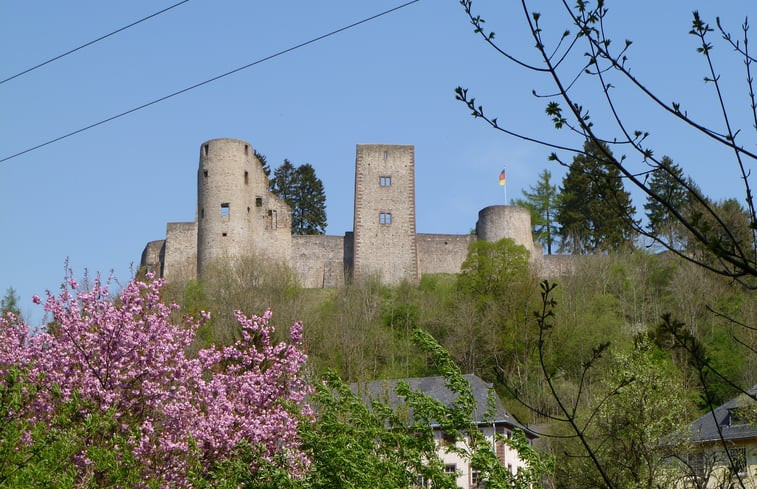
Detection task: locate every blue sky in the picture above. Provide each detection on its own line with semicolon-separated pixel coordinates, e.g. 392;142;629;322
1;0;754;323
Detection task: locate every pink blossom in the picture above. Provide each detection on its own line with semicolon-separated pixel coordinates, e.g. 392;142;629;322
0;272;311;488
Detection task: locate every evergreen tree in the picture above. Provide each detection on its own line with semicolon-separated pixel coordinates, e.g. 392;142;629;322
1;287;20;317
644;157;690;249
514;169;559;254
270;160;327;235
556;140;636;254
293;163;327;235
254;149;271;178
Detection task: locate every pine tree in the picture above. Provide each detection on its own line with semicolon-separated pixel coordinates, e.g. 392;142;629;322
1;287;20;317
557;140;636;254
292;163;327;235
254;149;271;178
514;169;559;254
644;156;690;250
269;160;327;235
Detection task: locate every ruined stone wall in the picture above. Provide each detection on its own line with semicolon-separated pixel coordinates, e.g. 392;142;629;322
140;139;556;289
352;144;418;284
163;221;197;283
291;235;349;288
140;240;166;277
417;234;476;275
196;138;292;278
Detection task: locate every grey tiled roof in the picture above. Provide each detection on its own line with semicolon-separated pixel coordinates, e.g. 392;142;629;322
352;374;536;438
687;385;757;443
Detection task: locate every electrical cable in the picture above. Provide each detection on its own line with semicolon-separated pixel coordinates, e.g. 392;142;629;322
0;0;191;86
0;0;421;165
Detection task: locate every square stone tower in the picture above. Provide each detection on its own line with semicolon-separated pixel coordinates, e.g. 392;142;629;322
352;144;419;284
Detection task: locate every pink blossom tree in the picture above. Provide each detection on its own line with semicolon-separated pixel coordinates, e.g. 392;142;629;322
0;272;309;487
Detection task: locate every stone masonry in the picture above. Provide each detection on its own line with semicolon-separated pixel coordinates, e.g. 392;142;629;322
140;138;547;286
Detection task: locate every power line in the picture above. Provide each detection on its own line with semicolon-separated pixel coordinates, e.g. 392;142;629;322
0;0;191;86
0;0;421;165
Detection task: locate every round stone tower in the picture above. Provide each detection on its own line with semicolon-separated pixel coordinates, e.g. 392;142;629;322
196;138;259;277
476;205;537;256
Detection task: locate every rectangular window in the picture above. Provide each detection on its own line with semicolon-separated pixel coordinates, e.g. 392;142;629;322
380;176;391;187
268;209;277;230
220;203;230;217
379;212;392;225
245;171;249;185
471;469;483;488
255;196;263;207
727;447;747;475
444;464;456;475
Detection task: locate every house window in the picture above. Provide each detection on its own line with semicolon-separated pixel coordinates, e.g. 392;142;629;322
256;196;263;207
727;447;747;476
471;469;484;488
220;203;230;217
380;212;392;225
444;464;456;475
380;176;391;186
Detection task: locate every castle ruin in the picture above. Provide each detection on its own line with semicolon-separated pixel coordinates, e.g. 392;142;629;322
140;138;549;286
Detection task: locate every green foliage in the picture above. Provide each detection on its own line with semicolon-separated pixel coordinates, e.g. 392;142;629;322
458;238;530;300
557;140;636;254
0;288;20;318
192;328;551;489
513;169;559;255
269;159;327;235
0;368;145;488
643;157;692;250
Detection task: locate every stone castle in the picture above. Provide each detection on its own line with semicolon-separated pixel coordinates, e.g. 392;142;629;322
141;138;562;286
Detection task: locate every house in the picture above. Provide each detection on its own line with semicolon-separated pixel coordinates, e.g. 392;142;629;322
680;385;757;488
354;374;538;489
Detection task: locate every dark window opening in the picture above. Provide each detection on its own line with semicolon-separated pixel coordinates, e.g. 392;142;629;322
255;197;263;207
247;206;250;214
204;144;209;156
267;209;277;230
220;203;230;217
380;176;391;187
244;171;249;185
200;208;204;219
245;144;249;155
222;232;227;237
444;464;456;475
380;212;392;225
203;169;208;178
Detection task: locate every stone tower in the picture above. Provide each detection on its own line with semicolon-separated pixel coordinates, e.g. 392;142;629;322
196;138;291;277
352;144;419;284
476;205;538;257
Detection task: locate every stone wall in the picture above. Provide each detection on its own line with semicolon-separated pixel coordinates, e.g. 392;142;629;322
417;233;476;275
196;138;292;278
140;140;548;289
291;234;349;288
163;221;197;283
476;205;537;257
140;240;165;277
352;144;419;284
